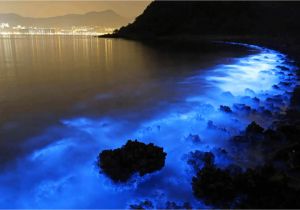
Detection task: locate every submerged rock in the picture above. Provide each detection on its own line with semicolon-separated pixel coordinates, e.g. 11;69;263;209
186;134;201;144
245;88;256;96
98;140;166;182
253;97;260;102
129;200;154;209
277;65;290;71
129;200;192;209
207;120;218;129
256;106;273;117
266;96;284;105
165;201;192;209
279;81;291;87
233;103;252;114
220;105;232;113
221;91;234;99
240;96;259;106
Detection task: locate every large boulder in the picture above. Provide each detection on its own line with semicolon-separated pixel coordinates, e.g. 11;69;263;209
192;165;236;208
98;140;167;182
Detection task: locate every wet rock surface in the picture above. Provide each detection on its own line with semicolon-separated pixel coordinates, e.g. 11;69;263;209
188;118;300;208
192;153;300;208
98;140;166;182
121;46;299;208
219;105;232;113
129;200;192;210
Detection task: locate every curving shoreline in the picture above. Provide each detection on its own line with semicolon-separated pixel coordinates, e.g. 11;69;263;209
0;41;299;208
126;42;300;208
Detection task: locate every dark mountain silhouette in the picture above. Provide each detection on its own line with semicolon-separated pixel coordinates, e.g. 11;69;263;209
0;10;131;28
112;1;300;39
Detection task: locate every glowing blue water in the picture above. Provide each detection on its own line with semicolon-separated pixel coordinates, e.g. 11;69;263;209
0;42;297;208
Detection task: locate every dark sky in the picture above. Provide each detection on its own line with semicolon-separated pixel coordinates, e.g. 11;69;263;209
0;1;151;18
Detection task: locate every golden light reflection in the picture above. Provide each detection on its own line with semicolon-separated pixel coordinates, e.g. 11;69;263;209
104;38;113;71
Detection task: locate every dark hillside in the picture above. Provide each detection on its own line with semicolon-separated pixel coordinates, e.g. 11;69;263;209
114;1;300;39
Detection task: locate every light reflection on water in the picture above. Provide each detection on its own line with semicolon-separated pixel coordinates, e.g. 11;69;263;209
0;36;298;208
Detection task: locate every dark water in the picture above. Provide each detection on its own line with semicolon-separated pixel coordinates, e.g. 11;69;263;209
0;35;297;208
0;35;248;162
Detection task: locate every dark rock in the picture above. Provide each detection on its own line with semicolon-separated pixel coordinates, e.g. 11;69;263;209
186;134;201;144
286;109;300;122
278;124;300;142
98;140;166;182
279;81;291;87
269;95;284;103
277;65;290;71
187;151;215;171
263;109;273;117
273;143;300;170
252;97;260;103
207;120;218;129
213;147;228;155
257;107;273;117
129;200;154;209
233;103;252;114
165;201;192;209
192;163;300;208
130;200;192;210
263;129;283;143
290;86;300;107
192;165;236;208
234;165;300;209
220;105;232;113
246;121;264;134
232;135;248;143
226;164;243;176
266;97;284;107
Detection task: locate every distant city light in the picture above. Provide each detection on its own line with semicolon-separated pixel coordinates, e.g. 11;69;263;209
0;23;9;29
0;22;114;36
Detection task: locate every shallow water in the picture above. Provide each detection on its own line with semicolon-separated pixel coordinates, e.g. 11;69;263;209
0;35;298;208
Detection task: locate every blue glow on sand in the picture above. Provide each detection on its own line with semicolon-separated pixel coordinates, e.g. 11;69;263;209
0;43;298;208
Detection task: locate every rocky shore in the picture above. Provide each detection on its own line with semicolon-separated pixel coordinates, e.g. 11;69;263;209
98;1;300;208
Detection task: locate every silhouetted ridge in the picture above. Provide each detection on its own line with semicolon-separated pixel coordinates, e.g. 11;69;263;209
0;10;130;28
114;1;300;39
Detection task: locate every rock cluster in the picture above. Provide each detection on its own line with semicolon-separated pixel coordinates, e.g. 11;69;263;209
129;200;192;209
192;159;300;208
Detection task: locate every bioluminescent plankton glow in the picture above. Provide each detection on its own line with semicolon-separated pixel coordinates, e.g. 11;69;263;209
0;41;297;208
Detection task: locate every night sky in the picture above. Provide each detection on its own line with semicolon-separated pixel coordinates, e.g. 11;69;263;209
0;1;151;18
